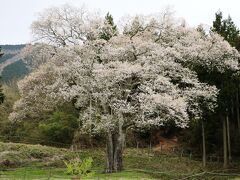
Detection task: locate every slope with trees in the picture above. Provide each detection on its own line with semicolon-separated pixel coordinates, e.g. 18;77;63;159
0;45;28;82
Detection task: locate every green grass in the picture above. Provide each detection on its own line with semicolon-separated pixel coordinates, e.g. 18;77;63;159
0;142;239;179
0;168;153;179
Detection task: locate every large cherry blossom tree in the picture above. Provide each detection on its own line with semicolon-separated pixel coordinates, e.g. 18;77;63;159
10;5;239;172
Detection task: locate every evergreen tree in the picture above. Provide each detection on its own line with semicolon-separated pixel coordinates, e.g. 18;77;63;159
212;11;224;36
99;12;118;41
211;11;240;167
212;11;240;50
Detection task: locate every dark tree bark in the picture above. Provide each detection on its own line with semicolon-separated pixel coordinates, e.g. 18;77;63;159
223;116;228;168
236;88;240;133
105;114;125;173
202;120;206;167
226;114;231;162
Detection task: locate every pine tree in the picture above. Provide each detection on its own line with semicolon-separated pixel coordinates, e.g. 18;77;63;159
99;12;118;41
212;11;240;49
212;11;240;168
212;11;224;34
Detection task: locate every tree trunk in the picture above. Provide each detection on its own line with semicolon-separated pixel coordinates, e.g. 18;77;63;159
106;114;125;173
223;117;228;168
236;89;240;133
106;130;114;172
87;96;94;148
202;120;206;167
226;114;231;162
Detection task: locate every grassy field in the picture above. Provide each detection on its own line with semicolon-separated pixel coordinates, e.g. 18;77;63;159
0;142;239;179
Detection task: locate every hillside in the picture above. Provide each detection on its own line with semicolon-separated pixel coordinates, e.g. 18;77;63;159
0;45;28;82
0;142;71;168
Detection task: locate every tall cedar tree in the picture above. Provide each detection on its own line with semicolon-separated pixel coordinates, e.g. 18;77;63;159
212;11;240;50
212;11;240;167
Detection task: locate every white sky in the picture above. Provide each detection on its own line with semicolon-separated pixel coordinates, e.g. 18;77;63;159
0;0;240;44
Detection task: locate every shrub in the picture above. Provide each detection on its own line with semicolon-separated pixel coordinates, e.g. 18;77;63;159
64;157;94;178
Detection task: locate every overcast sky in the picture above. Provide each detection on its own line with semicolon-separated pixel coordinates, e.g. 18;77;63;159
0;0;239;44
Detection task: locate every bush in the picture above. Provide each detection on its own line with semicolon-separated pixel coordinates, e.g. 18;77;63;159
64;157;94;178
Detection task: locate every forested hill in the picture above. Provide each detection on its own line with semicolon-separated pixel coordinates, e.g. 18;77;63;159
0;44;29;82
